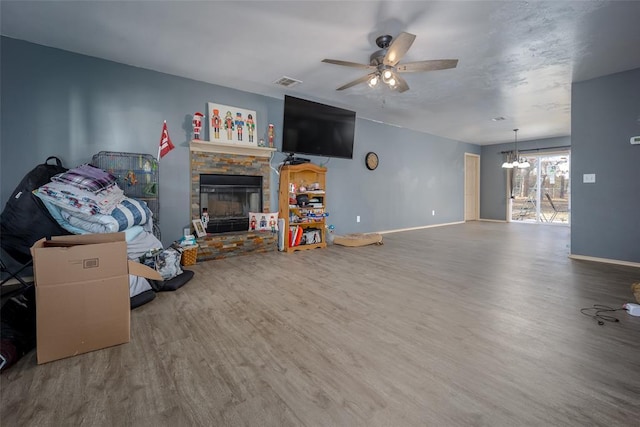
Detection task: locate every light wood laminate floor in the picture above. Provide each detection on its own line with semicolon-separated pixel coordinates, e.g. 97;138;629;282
2;222;639;426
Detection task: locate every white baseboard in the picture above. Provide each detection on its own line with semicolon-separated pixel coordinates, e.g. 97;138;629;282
569;254;640;268
378;221;465;235
479;218;507;223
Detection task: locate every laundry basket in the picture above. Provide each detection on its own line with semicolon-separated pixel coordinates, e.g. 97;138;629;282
180;245;199;266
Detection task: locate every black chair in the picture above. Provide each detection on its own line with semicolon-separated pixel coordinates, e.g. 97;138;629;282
1;248;34;300
545;193;568;222
1;249;36;372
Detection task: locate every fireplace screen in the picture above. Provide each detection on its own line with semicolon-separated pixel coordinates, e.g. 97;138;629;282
200;174;263;233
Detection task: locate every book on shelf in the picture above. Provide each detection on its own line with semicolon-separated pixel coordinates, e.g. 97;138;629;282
289;225;304;247
295;226;303;246
289;226;296;247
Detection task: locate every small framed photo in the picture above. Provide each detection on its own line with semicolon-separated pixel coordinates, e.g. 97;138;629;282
192;219;207;237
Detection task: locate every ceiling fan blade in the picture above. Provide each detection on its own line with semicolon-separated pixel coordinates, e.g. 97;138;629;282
322;59;374;69
393;74;410;93
336;74;375;91
396;59;459;73
383;32;416;66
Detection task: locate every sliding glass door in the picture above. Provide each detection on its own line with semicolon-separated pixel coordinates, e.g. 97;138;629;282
510;152;570;224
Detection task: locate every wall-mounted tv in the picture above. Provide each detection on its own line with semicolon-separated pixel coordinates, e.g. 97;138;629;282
282;95;356;159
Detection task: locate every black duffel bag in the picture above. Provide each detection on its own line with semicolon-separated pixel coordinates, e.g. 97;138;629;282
1;157;72;263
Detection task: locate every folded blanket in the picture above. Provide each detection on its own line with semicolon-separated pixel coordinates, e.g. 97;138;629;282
51;164;117;193
34;180;124;215
40;198;149;239
60;197;152;233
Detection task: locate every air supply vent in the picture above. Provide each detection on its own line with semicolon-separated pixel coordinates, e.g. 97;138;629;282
273;76;302;88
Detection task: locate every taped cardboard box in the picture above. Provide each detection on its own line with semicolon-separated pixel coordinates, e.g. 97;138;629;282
31;232;161;364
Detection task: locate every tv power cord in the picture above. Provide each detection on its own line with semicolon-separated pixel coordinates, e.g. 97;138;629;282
580;304;627;326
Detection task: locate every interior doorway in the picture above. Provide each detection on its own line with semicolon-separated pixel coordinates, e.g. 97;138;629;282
465;153;480;221
510;151;570;224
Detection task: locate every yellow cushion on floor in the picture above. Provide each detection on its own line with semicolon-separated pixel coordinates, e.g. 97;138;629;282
333;233;383;247
632;282;640;304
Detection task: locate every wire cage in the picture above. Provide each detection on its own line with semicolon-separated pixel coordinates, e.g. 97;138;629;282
91;151;160;239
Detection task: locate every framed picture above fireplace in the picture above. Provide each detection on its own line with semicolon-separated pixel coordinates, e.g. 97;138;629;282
208;102;257;146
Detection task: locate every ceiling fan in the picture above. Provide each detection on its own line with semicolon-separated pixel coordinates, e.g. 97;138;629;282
322;32;458;93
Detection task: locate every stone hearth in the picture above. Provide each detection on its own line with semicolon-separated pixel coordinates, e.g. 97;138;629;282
196;230;277;261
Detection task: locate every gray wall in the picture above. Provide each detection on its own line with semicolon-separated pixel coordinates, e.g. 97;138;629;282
1;37;479;246
1;37;276;247
480;136;571;221
317;119;477;233
571;68;640;263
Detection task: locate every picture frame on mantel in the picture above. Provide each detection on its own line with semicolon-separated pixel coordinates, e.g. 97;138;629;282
208;102;257;146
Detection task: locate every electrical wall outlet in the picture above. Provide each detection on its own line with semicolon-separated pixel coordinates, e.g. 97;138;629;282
356;215;361;223
583;173;596;183
432;210;436;216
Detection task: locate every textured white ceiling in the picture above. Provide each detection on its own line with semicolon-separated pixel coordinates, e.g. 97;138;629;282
2;1;640;145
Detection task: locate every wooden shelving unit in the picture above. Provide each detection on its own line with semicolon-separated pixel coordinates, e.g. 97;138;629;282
278;163;327;253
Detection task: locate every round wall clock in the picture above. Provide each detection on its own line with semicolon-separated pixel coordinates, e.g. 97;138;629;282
365;152;379;170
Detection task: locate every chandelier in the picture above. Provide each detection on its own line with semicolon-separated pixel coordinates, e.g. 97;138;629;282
501;128;530;169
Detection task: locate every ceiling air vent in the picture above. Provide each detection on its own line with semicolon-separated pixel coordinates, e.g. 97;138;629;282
273;76;302;88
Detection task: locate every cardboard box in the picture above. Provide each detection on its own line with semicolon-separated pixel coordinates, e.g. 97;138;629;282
31;232;161;364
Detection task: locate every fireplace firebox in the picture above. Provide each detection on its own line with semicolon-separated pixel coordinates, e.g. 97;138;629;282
200;174;263;233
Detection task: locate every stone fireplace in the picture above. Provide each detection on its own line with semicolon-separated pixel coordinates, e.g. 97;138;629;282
199;173;263;234
190;141;277;260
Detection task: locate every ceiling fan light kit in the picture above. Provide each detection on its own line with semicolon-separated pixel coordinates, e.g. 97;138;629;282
322;32;458;93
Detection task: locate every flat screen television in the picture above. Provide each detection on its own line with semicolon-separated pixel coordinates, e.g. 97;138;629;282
282;95;356;159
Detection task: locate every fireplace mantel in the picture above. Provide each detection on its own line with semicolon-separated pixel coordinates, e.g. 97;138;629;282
190;140;276;158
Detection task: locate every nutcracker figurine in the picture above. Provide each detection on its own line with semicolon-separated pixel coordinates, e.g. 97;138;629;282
192;112;204;140
235;112;244;141
269;214;277;233
224;111;234;140
246;113;255;143
211;109;221;139
267;124;275;148
201;208;209;228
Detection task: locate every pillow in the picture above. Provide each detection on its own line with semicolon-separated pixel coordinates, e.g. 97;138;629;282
111;198;153;231
248;212;278;232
